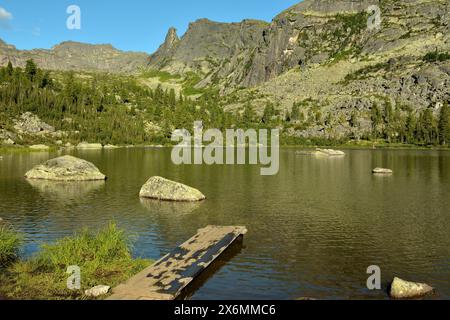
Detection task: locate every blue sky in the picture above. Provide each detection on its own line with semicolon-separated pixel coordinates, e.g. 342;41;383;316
0;0;300;53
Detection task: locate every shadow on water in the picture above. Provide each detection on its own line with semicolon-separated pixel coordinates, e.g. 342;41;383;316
177;236;245;300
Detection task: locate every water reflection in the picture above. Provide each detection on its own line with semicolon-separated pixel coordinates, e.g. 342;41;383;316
0;148;449;300
140;198;202;216
27;179;105;202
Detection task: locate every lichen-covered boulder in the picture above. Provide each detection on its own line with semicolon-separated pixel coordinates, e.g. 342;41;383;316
25;155;106;181
390;277;434;299
139;176;205;202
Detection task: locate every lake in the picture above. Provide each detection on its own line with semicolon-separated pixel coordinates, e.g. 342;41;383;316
0;148;449;300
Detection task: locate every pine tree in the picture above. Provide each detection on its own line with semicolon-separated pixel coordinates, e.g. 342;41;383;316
405;111;417;144
438;102;450;146
262;103;275;124
419;108;437;145
6;61;13;76
25;59;38;81
291;103;300;121
371;104;383;139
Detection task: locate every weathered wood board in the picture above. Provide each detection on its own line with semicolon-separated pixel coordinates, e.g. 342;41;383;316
107;225;247;300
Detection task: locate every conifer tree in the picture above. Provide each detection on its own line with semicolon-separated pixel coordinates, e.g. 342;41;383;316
438;102;450;146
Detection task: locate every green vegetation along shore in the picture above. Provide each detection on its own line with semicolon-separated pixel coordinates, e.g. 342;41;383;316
1;60;450;149
0;222;152;300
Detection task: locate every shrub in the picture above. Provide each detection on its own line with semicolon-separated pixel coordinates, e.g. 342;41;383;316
423;50;450;62
0;224;23;267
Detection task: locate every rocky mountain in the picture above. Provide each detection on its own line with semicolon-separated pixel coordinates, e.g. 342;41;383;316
0;40;149;73
149;0;449;140
1;0;449;141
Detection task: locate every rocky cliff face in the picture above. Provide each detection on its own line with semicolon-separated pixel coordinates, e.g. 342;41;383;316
149;18;269;87
0;41;149;73
148;0;449;140
150;0;449;88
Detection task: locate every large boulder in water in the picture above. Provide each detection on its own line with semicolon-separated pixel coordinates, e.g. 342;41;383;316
390;277;434;299
139;176;205;202
25;155;106;181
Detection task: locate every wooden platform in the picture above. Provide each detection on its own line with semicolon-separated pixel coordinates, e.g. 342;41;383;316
107;225;247;300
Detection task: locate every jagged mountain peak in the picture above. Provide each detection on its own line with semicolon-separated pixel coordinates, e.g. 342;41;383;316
165;27;179;44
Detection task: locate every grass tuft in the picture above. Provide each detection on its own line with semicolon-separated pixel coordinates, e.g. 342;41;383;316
0;223;152;300
0;224;23;268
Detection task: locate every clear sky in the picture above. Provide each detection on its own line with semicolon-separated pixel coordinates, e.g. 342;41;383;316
0;0;301;53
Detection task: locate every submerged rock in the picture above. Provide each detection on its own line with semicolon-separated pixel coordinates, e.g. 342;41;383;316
85;285;110;298
25;155;106;181
77;142;103;150
373;168;393;174
390;277;434;299
139;176;206;202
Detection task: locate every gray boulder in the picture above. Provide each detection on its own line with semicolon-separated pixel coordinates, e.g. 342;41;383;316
25;155;106;181
139;176;206;202
85;285;110;298
13;112;55;135
390;277;434;299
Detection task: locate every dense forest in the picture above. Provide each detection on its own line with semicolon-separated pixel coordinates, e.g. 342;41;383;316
0;59;449;147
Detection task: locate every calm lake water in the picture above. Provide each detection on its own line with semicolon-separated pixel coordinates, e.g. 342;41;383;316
0;148;449;300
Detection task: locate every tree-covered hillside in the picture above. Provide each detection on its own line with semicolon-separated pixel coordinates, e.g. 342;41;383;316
0;59;449;147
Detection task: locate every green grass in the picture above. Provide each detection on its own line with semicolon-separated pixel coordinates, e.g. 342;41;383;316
0;224;23;268
0;223;152;300
141;69;181;82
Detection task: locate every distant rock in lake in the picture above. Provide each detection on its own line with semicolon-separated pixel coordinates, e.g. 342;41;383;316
296;148;345;157
29;144;50;151
390;277;434;299
25;155;106;181
139;176;206;202
103;144;119;149
373;168;393;174
77;142;103;150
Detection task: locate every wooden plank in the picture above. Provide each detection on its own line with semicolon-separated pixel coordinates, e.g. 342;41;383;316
107;225;247;300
